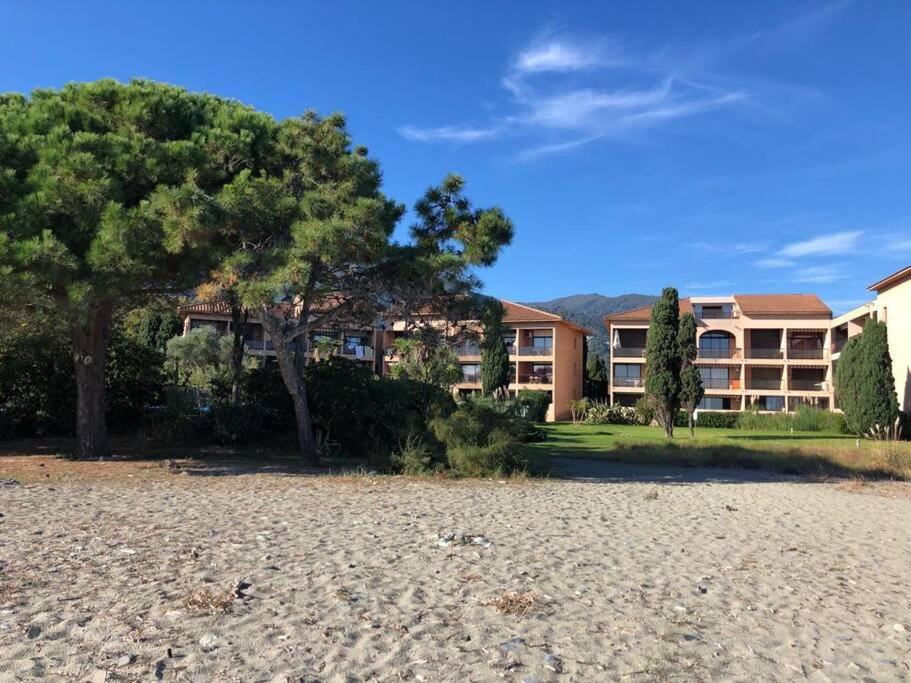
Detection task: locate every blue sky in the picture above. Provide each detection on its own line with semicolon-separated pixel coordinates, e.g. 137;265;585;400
2;1;909;312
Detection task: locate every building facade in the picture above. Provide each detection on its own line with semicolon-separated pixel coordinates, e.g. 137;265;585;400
831;265;911;413
605;294;835;412
178;299;587;422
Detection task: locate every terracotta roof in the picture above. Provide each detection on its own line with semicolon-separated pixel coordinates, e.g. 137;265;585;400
500;300;590;334
733;294;831;316
604;298;693;322
868;265;911;293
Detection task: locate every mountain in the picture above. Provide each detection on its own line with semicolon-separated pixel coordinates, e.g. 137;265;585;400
524;293;658;360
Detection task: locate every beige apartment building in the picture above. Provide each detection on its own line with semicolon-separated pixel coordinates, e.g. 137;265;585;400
381;300;587;421
605;294;835;412
178;299;587;422
831;265;911;413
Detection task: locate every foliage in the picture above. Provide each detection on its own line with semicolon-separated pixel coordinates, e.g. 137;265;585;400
835;318;900;435
144;386;212;446
676;312;703;437
165;327;235;394
480;300;510;397
568;398;590;426
211;401;267;444
585;351;608;399
389;336;462;389
516;390;551;422
584;401;639;425
644;288;681;437
105;329;166;430
674;410;740;429
634;396;654;426
128;307;183;352
429;401;531;476
391;433;437;475
0;78;277;457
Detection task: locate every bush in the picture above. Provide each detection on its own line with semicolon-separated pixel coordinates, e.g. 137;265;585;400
634;396;654;426
430;402;531;476
516;390;550;422
391;433;437;474
584;401;638;425
144;386;212;446
211;402;268;444
736;406;846;433
675;411;740;429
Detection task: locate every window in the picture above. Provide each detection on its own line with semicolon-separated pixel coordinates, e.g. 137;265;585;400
698;396;730;410
461;363;480;382
614;364;641;379
699;366;730;389
502;331;516;349
531;364;552;381
532;334;553;349
758;396;785;411
700;332;731;351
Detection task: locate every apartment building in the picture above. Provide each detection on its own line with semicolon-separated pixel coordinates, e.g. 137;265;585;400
604;294;834;412
381;300;587;422
831;265;911;413
178;299;587;422
177;301;379;371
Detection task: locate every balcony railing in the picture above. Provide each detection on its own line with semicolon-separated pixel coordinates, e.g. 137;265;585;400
698;347;742;360
745;348;783;360
461;373;481;384
698;310;733;320
702;378;741;390
451;342;481;356
518;373;553;384
518;345;553;356
747;379;783;390
244;339;275;351
613;377;643;388
342;344;374;359
788;348;825;360
613;347;646;358
789;379;827;391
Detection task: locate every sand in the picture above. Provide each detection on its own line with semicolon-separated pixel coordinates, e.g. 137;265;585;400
1;457;910;681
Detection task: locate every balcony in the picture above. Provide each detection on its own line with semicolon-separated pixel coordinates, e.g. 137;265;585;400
788;348;826;360
702;378;741;390
518;372;553;385
461;372;481;384
451;342;481;356
517;345;553;357
244;339;275;352
744;348;783;360
613;347;646;358
698;310;733;320
698;347;741;360
789;379;826;392
613;377;644;388
341;344;374;360
747;379;783;391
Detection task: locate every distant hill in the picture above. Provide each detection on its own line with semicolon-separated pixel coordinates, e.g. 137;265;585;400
524;293;657;360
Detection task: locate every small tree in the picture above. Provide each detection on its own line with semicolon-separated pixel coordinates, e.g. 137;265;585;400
389;336;462;389
645;287;681;437
835;318;899;435
677;312;703;437
480;300;510;397
585;351;608;399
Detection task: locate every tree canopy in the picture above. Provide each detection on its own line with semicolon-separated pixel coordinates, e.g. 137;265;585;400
835;318;899;435
644;287;682;437
677;311;703;437
480;300;510;397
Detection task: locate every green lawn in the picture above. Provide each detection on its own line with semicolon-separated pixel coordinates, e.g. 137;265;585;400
524;422;911;479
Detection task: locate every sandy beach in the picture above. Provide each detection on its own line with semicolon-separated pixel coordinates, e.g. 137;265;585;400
1;457;910;681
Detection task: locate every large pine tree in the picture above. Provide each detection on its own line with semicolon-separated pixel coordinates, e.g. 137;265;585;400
645;288;682;437
835;318;899;435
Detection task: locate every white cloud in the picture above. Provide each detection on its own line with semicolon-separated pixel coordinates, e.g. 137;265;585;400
516;135;604;162
396;124;499;143
755;257;796;268
792;265;848;284
514;37;617;73
523;80;675;129
778;230;863;258
892;238;911;251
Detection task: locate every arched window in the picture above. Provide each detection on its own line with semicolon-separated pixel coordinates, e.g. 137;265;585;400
699;332;733;358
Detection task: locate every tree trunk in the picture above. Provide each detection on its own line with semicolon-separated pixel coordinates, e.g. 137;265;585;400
263;316;319;464
230;304;248;404
72;305;113;459
688;412;695;438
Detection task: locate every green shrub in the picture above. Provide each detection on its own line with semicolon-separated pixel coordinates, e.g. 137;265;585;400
391;433;437;474
634;396;654;426
516;390;550;422
736;406;846;433
675;411;740;429
585;401;638;425
430;403;531;476
145;386;212;446
211;402;267;444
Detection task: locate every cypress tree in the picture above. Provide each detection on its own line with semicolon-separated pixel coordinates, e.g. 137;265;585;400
480;301;510;397
645;287;681;437
836;318;899;435
677;312;703;437
586;351;608;399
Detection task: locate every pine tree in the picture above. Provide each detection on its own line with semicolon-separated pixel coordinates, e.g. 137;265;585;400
645;287;681;437
480;300;510;397
836;318;899;435
585;351;608;399
677;312;703;437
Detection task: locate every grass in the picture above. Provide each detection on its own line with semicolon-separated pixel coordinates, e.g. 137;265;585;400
525;423;911;480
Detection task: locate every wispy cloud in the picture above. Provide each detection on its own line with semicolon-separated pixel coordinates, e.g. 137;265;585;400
892;238;911;251
514;36;618;73
778;230;863;258
755;257;797;269
792;265;849;284
398;30;747;157
396;124;500;143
